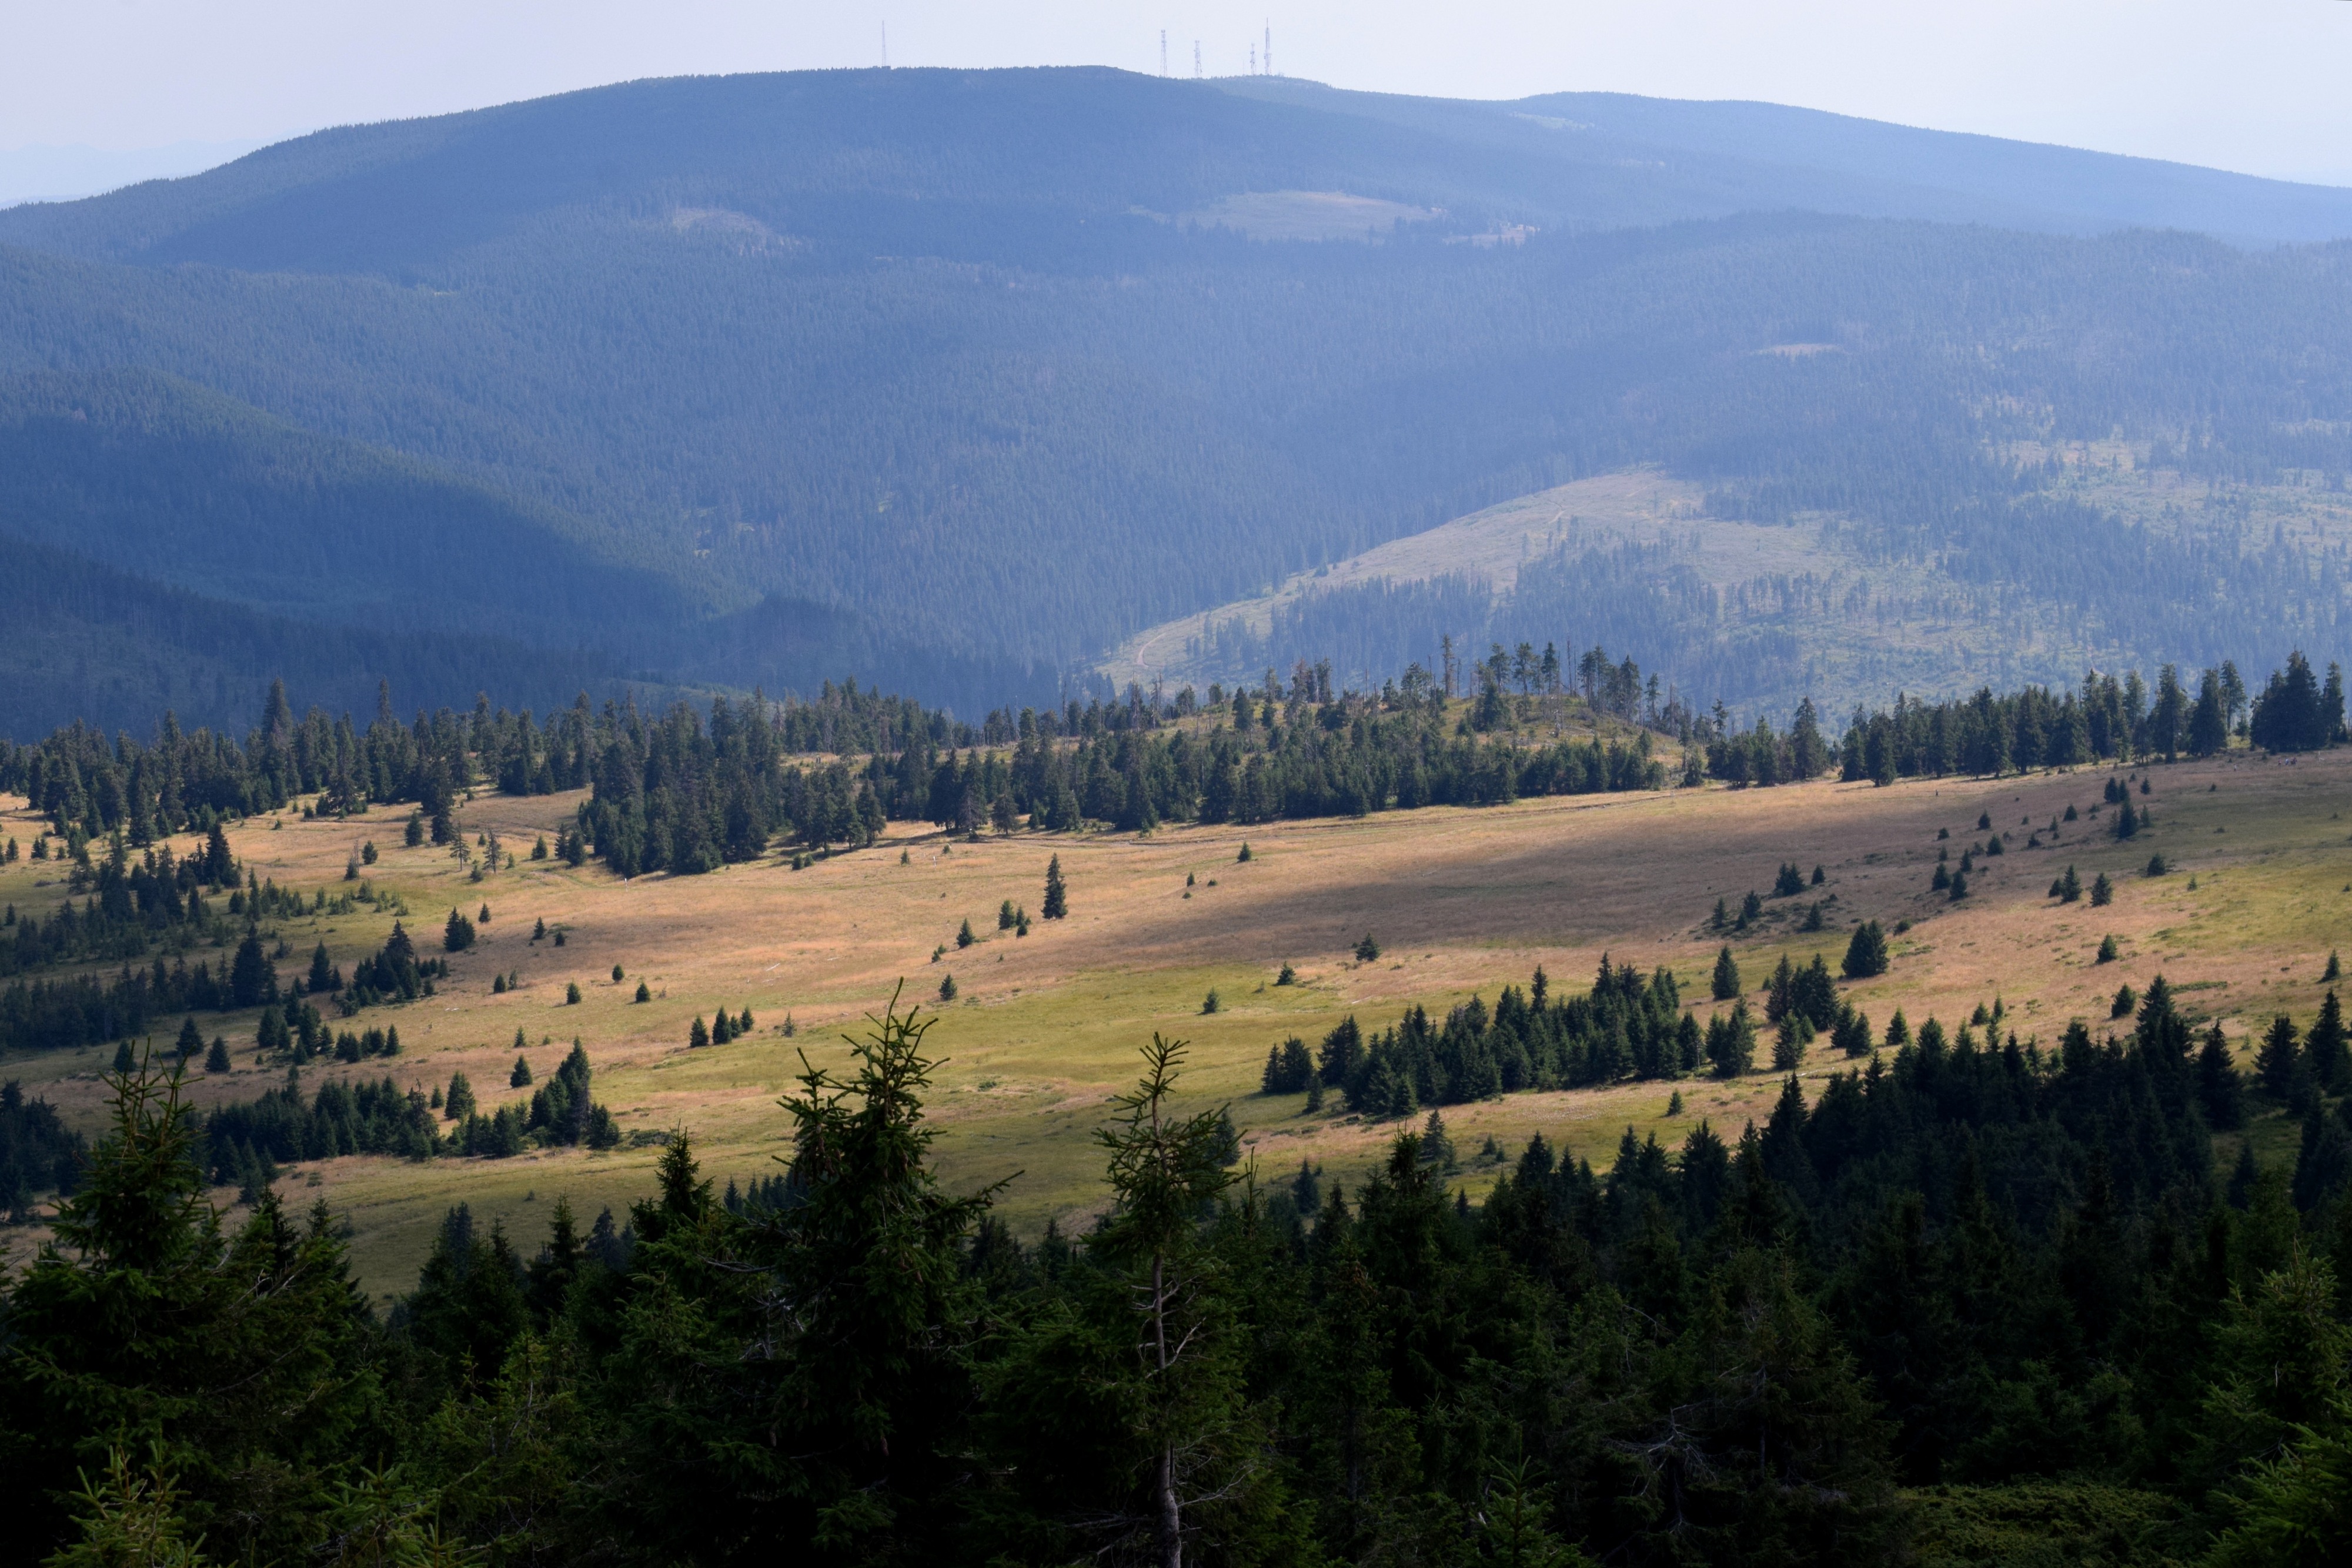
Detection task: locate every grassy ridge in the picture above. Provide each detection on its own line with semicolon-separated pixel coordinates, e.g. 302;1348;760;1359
3;741;2347;1299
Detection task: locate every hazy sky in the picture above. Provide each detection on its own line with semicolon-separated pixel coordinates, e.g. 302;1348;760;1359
9;0;2352;185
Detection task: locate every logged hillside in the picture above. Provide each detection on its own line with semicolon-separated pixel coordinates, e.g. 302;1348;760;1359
4;69;2352;728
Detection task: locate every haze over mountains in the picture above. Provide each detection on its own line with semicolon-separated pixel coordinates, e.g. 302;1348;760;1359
4;66;2351;735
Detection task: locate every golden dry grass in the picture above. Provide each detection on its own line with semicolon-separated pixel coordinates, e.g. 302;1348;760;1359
4;744;2349;1300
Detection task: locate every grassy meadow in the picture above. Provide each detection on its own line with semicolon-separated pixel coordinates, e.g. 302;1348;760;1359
5;745;2350;1302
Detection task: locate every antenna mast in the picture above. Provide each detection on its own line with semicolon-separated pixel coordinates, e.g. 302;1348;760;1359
1265;22;1273;75
1193;40;1202;79
881;21;888;68
1160;29;1167;76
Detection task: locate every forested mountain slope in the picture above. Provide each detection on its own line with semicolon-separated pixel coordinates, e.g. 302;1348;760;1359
2;68;2351;733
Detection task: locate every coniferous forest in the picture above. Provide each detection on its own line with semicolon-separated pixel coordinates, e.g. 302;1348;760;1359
1;975;2347;1566
0;650;2347;1562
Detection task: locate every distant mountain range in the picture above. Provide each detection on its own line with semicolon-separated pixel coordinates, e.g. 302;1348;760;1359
2;68;2348;735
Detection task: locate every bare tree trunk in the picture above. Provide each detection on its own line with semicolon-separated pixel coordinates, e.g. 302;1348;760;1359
1153;1250;1182;1568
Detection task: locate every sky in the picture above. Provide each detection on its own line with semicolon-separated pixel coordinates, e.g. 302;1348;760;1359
7;0;2352;199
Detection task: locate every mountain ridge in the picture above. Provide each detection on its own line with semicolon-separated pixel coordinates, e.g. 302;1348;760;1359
1;67;2348;733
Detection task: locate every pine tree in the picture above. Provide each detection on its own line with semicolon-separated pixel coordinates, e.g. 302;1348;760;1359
998;899;1015;931
443;908;476;952
938;975;958;1002
445;1071;476;1120
1041;855;1067;920
2324;948;2341;982
511;1055;533;1088
2090;872;2113;907
689;1016;711;1049
173;1015;204;1062
634;979;651;1003
957;919;976;950
1712;945;1743;1001
203;1037;232;1074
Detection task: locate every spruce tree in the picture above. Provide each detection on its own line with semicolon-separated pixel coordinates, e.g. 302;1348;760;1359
689;1016;711;1049
204;1037;232;1074
1083;1034;1244;1567
173;1015;204;1062
1706;1001;1758;1078
512;1055;533;1088
1842;920;1889;979
445;1071;476;1120
998;899;1015;931
2090;872;2113;907
1772;1014;1806;1072
2303;990;2348;1094
1712;945;1742;1001
1765;954;1796;1022
2255;1014;2302;1102
1041;855;1067;920
635;979;652;1003
2196;1022;2246;1129
957;919;976;950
